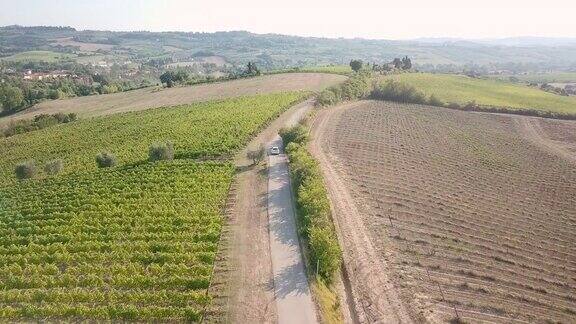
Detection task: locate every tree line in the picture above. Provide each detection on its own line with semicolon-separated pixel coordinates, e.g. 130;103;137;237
349;56;412;73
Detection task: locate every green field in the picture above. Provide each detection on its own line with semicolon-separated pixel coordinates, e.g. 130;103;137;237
487;72;576;84
382;73;576;115
0;160;233;320
1;50;76;62
0;92;305;183
299;65;353;75
0;91;307;320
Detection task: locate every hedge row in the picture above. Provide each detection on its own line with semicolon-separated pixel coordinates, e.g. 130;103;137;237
280;126;342;282
316;71;372;107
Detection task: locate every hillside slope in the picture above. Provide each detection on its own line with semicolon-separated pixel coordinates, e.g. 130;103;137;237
0;73;344;125
382;73;576;114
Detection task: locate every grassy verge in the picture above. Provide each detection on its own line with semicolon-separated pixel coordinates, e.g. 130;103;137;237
279;123;344;324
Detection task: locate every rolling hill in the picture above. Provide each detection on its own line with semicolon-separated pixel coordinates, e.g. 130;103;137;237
381;73;576;115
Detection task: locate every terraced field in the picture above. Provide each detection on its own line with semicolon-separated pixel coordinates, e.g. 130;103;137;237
314;100;576;323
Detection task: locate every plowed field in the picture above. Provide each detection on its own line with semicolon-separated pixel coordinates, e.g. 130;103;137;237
312;100;576;323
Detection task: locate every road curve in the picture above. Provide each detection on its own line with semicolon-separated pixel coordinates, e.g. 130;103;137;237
267;138;317;322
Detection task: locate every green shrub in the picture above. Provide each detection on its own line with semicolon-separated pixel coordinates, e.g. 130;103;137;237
15;161;36;180
317;89;339;106
44;159;64;175
309;226;342;282
315;72;371;107
95;152;117;168
279;125;308;146
148;141;175;162
428;94;445;106
284;137;343;283
447;102;462;109
298;177;331;230
371;80;427;104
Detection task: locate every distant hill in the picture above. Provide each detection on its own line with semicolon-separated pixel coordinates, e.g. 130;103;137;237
1;25;576;70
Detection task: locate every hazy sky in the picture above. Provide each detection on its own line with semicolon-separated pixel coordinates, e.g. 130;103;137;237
1;0;575;39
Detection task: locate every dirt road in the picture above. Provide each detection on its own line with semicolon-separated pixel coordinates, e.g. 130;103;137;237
209;99;316;323
268;135;318;324
514;117;576;164
309;102;415;324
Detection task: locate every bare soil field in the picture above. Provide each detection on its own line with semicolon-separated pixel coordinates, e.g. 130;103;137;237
0;73;345;125
312;100;576;323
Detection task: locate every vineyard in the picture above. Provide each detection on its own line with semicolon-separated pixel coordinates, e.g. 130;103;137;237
317;101;576;323
0;92;306;183
381;73;576;115
0;90;311;320
0;160;234;320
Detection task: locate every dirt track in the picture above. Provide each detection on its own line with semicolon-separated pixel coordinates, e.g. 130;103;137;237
309;102;416;324
0;73;345;125
514;117;576;164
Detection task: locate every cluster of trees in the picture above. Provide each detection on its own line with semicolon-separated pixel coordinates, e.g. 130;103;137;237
2;112;77;137
349;57;412;75
0;84;24;113
316;71;372;106
159;70;189;88
538;83;575;96
280;125;342;282
0;75;149;114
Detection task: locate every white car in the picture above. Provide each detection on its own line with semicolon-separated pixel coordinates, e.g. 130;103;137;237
270;146;280;155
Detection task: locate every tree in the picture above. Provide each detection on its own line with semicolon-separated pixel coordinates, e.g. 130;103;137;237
92;73;109;86
0;84;25;113
349;60;363;72
247;144;265;165
401;56;412;70
160;71;175;88
44;159;64;175
149;141;175;162
160;70;189;88
15;161;36;180
246;62;260;76
392;58;403;69
95;152;117;168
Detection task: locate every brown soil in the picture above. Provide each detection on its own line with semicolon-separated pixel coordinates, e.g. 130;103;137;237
514;117;576;163
0;73;345;125
310;102;417;324
310;100;576;323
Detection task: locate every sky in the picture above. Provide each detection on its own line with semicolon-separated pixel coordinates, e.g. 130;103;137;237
1;0;575;40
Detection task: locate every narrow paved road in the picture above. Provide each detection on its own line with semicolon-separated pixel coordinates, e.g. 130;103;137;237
268;134;318;324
